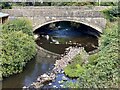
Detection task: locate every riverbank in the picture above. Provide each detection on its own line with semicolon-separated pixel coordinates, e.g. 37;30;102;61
23;46;84;88
63;21;119;88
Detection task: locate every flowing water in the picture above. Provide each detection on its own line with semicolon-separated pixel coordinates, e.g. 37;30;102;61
2;52;58;88
2;21;99;89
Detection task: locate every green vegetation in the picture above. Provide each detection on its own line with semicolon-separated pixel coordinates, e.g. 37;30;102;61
22;2;117;6
0;25;2;80
64;63;84;78
0;2;118;7
3;18;33;36
64;20;119;88
0;2;12;9
102;7;119;21
64;8;119;87
0;19;36;77
64;48;88;78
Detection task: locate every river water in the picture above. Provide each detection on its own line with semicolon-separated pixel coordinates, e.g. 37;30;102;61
2;21;99;89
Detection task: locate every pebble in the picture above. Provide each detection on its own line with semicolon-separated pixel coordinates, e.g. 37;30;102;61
37;77;40;81
58;80;64;84
61;70;64;73
48;83;52;85
60;85;64;87
23;86;27;89
41;74;49;78
62;76;67;81
47;55;51;58
53;85;57;88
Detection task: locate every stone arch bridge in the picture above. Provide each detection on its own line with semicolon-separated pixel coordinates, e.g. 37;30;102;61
2;6;107;33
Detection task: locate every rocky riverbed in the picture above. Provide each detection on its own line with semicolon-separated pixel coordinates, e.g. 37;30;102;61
23;46;84;89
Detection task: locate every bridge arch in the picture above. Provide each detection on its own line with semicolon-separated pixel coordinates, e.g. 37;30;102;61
33;19;103;34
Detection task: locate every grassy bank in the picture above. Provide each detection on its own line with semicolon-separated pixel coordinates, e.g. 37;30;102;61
63;20;119;88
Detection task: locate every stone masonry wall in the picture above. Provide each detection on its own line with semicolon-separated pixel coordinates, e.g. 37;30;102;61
2;6;108;33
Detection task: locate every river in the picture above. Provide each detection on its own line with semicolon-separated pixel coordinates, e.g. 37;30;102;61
2;21;99;89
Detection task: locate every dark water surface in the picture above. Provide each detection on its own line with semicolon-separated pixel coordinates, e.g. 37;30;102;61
36;29;98;54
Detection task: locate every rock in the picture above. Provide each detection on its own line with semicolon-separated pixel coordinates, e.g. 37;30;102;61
37;77;41;81
55;41;59;44
47;55;51;58
73;42;77;45
41;74;49;78
34;34;39;39
49;83;52;85
69;41;72;43
23;86;27;89
60;85;63;87
58;80;64;84
61;70;64;73
53;85;57;88
40;74;52;82
28;47;83;88
61;54;64;57
62;76;67;81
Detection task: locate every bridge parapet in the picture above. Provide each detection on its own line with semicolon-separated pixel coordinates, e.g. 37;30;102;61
2;6;107;33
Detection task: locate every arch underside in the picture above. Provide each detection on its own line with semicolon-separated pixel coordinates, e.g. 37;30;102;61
33;19;104;33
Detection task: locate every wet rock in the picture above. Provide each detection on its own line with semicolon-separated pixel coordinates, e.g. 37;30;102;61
41;74;49;78
41;74;52;81
62;76;67;81
37;77;41;82
60;85;64;87
61;54;64;57
48;83;52;85
22;86;27;89
69;41;72;43
47;55;51;58
28;47;84;88
58;80;64;84
61;70;64;73
53;85;57;88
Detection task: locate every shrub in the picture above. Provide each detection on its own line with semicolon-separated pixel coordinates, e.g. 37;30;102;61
0;2;12;9
0;31;36;77
88;54;99;64
102;7;119;21
100;2;118;6
64;49;88;78
64;21;119;88
3;18;33;36
64;63;85;78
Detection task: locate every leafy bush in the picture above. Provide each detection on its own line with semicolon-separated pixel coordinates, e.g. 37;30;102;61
0;2;12;9
102;7;119;21
0;18;36;77
100;2;118;6
88;54;99;64
64;21;119;88
3;18;33;36
64;49;87;78
0;31;36;77
64;63;85;78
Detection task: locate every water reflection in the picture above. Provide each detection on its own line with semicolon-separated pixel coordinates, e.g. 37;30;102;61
34;21;99;54
2;52;57;88
36;30;98;54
